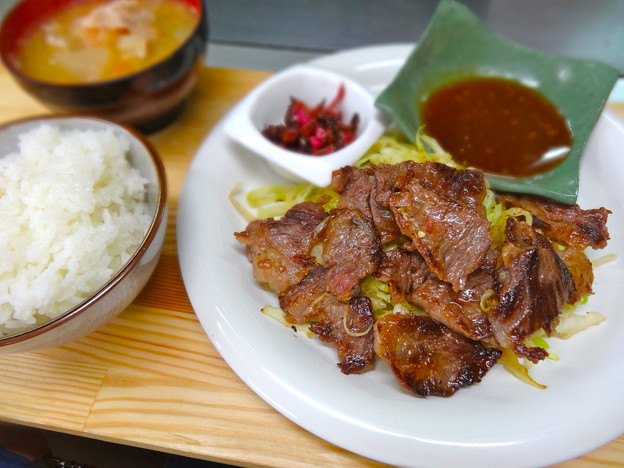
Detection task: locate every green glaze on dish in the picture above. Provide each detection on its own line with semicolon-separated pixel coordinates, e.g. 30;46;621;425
375;0;619;204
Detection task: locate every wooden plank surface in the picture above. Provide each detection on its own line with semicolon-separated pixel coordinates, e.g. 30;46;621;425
0;64;622;468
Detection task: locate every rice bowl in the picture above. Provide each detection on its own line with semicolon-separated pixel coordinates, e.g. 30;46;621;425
0;116;166;353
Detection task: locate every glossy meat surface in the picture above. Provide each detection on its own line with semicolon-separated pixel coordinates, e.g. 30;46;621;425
310;294;375;374
497;192;610;250
383;170;491;291
234;201;326;293
332;165;401;243
410;275;493;341
556;246;594;304
489;218;576;363
375;161;487;212
279;265;329;324
375;249;493;341
319;208;383;299
374;313;501;397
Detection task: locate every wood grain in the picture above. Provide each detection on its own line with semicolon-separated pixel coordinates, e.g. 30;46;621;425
0;354;106;432
0;64;621;468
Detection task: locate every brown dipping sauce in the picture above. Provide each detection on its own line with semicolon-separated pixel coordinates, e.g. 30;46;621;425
420;77;572;177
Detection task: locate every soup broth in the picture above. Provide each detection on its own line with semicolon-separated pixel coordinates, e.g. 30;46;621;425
14;0;199;84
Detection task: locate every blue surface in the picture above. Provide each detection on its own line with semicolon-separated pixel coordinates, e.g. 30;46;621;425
0;446;32;468
609;78;624;102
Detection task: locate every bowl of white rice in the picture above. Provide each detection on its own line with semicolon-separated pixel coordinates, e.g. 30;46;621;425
0;115;167;353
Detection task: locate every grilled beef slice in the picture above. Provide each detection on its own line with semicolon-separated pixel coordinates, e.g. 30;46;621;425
279;265;329;324
374;161;487;213
234;201;327;294
375;248;494;341
373;248;430;303
497;192;610;250
318;208;383;299
381;169;492;291
489;218;576;363
410;275;493;341
310;294;375;374
332;161;489;245
374;313;501;397
331;165;402;243
279;265;374;374
555;245;594;304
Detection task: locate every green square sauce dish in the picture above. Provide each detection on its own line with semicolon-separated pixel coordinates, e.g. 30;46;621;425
375;0;619;204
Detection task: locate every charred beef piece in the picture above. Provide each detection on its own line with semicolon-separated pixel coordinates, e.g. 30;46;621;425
380;169;492;291
426;165;488;215
374;248;430;303
332;161;489;245
497;193;610;250
375;161;487;214
318;208;383;299
279;265;374;374
489;218;577;363
331;165;374;217
457;248;501;302
375;249;494;341
410;161;487;214
410;275;493;341
555;246;594;304
234;201;327;294
331;165;402;243
279;265;329;323
374;313;501;397
310;295;375;374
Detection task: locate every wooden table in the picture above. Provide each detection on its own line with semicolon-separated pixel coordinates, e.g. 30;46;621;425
0;64;622;468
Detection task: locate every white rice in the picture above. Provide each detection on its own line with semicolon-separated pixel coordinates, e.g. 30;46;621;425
0;124;151;335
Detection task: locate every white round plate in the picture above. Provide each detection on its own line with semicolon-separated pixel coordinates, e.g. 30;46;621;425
177;44;624;468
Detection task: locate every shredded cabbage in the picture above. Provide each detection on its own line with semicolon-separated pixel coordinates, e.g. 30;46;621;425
354;131;458;169
359;276;424;319
553;307;606;340
229;183;256;222
262;305;312;337
392;302;426;316
591;253;617;268
497;348;547;390
360;276;392;315
247;183;319;218
234;183;339;220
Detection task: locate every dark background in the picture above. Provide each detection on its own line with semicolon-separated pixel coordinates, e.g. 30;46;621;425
206;0;624;72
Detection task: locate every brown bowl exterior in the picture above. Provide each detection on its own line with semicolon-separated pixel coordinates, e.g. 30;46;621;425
0;0;208;133
0;116;167;354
